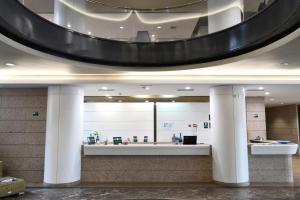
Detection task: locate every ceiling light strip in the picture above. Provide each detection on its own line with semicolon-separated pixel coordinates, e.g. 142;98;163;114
84;0;206;12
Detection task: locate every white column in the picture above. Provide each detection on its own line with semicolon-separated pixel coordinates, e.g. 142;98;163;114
208;0;244;33
210;86;249;185
54;0;87;34
44;86;84;184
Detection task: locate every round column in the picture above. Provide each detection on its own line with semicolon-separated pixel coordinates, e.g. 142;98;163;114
44;86;84;184
210;86;249;185
208;0;244;33
54;0;87;34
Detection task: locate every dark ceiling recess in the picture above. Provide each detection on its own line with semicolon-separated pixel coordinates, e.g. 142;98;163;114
0;0;299;68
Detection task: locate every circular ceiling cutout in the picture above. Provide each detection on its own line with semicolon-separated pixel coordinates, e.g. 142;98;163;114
85;0;205;10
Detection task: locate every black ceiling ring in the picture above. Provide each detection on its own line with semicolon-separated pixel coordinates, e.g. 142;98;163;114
0;0;299;68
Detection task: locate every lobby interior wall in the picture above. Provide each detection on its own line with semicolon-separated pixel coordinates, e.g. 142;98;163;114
246;97;267;141
83;103;154;143
0;88;47;183
266;105;299;144
156;102;211;144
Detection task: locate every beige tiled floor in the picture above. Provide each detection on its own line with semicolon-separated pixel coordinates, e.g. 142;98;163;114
293;155;300;185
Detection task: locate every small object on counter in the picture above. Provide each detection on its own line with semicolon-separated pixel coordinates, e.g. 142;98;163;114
172;134;176;144
113;137;122;145
87;136;95;145
96;135;100;144
277;140;291;144
104;137;108;145
183;136;197;145
179;133;183;144
255;136;264;141
144;136;148;143
250;136;266;143
123;138;131;145
175;137;179;145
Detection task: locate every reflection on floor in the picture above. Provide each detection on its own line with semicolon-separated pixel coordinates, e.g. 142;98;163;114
4;187;300;200
4;156;300;200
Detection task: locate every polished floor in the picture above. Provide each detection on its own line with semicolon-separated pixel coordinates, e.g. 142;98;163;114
4;156;300;200
4;187;300;200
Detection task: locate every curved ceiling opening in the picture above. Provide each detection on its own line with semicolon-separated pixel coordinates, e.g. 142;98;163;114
0;0;299;68
19;0;273;42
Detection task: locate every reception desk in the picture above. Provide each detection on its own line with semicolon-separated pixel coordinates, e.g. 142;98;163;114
81;144;212;183
250;143;298;155
83;144;211;156
80;143;298;184
249;143;298;183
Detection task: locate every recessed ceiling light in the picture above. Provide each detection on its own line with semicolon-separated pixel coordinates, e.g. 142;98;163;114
264;92;270;95
269;98;275;101
258;86;264;90
151;34;155;38
5;62;15;66
161;95;177;98
157;26;162;29
102;86;108;90
134;95;152;99
185;86;191;90
67;23;71;28
108;96;113;99
88;31;92;35
120;26;124;29
105;94;111;97
280;62;289;66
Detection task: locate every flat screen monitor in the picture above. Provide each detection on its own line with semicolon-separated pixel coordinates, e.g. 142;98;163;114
183;136;197;145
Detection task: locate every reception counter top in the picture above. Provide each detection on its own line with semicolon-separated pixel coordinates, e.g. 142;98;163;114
249;143;298;155
83;144;211;156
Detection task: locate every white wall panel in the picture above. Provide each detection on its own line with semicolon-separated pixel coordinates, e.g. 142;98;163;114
83;103;154;143
156;103;211;144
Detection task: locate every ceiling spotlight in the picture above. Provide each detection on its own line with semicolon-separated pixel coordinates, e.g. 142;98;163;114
5;62;15;66
185;86;191;90
107;96;113;99
67;23;71;28
102;86;108;90
258;86;264;90
280;62;289;66
88;31;92;35
157;26;162;29
269;98;275;101
264;92;270;95
120;26;124;29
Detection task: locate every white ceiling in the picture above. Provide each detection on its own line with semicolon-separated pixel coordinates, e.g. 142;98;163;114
83;83;300;107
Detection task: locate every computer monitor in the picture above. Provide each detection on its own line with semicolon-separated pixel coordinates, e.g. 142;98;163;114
183;136;197;145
